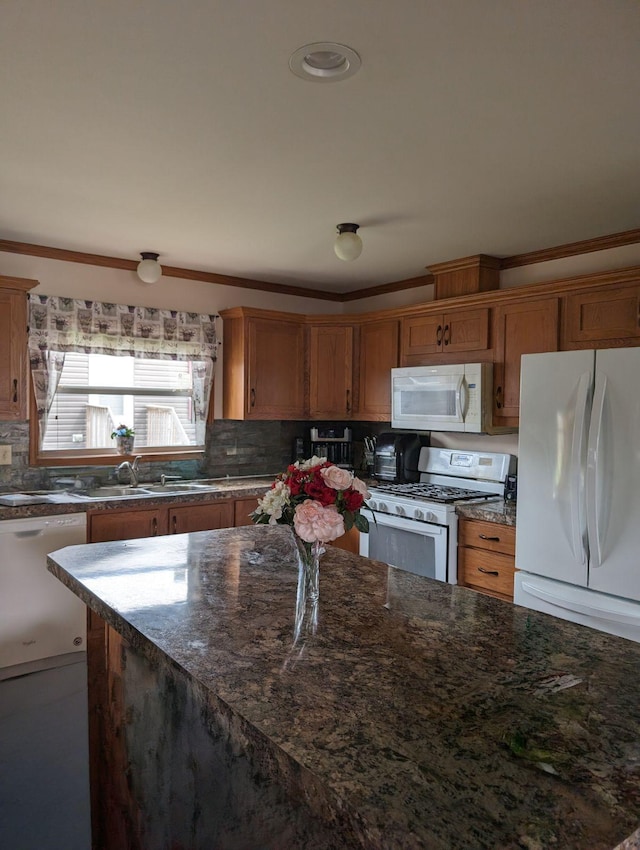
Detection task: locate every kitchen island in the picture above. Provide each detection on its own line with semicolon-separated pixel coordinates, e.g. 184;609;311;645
48;525;640;850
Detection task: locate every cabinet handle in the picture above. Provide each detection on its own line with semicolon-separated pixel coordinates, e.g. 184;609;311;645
346;388;351;414
12;379;17;403
443;324;450;346
250;388;256;408
495;385;503;410
436;324;443;345
479;534;500;541
478;567;499;576
152;517;158;536
172;515;177;533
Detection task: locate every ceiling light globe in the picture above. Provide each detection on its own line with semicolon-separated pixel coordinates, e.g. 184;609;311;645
334;230;363;262
136;253;162;284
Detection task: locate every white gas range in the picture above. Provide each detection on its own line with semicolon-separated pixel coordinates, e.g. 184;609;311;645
360;448;515;584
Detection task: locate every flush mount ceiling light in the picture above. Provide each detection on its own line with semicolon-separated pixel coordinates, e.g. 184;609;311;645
289;42;361;82
334;223;363;261
136;252;162;284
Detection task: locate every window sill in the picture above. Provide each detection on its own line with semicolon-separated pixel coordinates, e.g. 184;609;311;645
30;447;205;467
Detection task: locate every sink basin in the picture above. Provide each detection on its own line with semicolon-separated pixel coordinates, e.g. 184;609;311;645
140;483;219;494
74;486;152;499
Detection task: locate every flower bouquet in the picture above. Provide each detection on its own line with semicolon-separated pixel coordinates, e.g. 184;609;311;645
252;456;370;599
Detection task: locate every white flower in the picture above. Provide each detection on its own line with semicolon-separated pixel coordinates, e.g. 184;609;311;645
257;481;290;524
294;455;327;471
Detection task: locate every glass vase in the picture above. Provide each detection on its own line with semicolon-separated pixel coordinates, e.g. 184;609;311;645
293;534;323;603
116;436;134;455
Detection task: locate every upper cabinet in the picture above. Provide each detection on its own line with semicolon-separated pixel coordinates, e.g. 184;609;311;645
220;308;306;420
401;308;489;365
562;282;640;349
0;276;38;421
492;297;559;427
355;319;399;420
309;324;353;418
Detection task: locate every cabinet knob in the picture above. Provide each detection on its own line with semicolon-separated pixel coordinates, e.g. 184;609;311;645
478;567;499;576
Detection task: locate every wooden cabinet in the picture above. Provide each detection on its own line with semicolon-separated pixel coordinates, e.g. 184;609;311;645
458;518;516;602
401;307;489;365
309;325;353;418
88;507;168;542
220;308;306;420
234;497;260;526
0;276;38;420
169;501;234;534
562;283;640;349
492;297;559;427
89;497;247;542
355;319;399;420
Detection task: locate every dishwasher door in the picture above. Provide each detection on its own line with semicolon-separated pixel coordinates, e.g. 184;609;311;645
0;513;87;676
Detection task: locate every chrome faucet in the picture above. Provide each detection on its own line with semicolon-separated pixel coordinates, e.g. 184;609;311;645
115;456;142;487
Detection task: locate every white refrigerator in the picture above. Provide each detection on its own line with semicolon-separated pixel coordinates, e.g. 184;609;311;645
514;347;640;643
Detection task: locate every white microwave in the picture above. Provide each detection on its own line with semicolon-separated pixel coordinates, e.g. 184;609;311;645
391;363;493;432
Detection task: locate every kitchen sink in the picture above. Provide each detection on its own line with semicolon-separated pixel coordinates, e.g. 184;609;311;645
74;486;152;499
140;483;219;493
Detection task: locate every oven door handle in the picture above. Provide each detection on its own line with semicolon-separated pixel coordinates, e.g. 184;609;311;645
363;509;445;536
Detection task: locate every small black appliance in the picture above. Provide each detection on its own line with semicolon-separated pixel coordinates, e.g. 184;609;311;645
373;432;429;483
504;473;518;502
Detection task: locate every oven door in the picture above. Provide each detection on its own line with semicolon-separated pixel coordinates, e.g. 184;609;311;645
359;510;449;583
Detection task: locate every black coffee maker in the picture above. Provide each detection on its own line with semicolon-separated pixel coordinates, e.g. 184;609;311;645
373;432;429;483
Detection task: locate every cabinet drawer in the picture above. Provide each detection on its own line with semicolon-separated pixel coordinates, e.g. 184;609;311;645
458;548;515;600
458;519;515;556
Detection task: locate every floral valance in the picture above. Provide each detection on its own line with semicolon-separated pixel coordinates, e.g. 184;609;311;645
28;295;218;361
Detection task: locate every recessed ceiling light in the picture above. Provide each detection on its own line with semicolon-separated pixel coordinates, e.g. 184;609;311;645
289;42;361;82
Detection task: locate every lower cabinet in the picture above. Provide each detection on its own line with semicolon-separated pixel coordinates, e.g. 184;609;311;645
234;497;260;526
457;518;516;602
89;498;244;542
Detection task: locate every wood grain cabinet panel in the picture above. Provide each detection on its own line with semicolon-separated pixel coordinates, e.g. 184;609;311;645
401;308;489;365
355;319;399;420
88;508;169;542
169;501;234;534
0;277;38;420
492;297;559;427
309;325;353;418
234;497;260;526
458;518;516;601
562;283;640;348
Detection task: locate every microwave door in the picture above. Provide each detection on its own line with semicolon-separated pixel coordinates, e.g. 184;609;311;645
392;374;466;430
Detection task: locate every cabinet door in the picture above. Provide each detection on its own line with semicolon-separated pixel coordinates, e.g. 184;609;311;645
443;308;489;354
562;283;640;348
88;508;168;542
493;297;559;426
401;313;443;361
234;497;260;527
0;289;28;420
356;320;398;420
169;501;234;534
309;325;353;418
247;318;305;418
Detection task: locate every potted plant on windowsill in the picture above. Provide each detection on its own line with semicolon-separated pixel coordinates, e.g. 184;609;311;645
111;424;135;455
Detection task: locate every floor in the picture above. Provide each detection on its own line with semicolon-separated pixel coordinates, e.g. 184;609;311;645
0;656;91;850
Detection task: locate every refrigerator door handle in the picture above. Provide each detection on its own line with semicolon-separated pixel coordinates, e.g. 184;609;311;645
569;372;591;566
586;372;607;569
520;580;640;626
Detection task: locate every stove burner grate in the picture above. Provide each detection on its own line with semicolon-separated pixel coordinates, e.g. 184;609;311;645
372;483;493;504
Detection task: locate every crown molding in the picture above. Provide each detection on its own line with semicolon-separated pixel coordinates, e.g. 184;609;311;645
500;227;640;270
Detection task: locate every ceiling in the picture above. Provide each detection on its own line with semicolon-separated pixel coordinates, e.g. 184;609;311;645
1;1;639;294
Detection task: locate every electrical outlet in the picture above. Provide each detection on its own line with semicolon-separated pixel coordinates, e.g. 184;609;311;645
0;445;12;465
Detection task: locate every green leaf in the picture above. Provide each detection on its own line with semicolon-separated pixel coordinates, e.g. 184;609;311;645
355;513;369;533
343;510;355;530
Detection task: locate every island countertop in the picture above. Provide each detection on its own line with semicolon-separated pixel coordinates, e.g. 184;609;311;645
48;525;640;849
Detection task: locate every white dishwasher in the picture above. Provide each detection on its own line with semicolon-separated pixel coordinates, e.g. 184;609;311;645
0;513;87;679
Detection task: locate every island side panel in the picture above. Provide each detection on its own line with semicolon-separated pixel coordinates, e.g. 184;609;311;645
86;614;366;850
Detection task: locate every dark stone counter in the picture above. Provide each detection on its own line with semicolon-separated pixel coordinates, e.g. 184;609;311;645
48;525;640;849
456;497;517;526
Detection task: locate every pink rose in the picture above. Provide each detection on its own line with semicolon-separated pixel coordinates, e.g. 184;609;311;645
293;500;345;543
351;477;371;500
320;465;353;490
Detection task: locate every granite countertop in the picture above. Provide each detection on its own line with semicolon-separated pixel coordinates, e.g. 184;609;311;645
456;497;517;526
48;524;640;849
0;476;274;521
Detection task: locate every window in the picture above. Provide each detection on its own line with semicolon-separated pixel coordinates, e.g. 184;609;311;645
29;295;218;464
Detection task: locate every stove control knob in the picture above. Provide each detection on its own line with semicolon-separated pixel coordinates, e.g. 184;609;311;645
378;501;388;512
427;511;438;523
368;499;377;511
394;504;405;516
414;508;424;521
